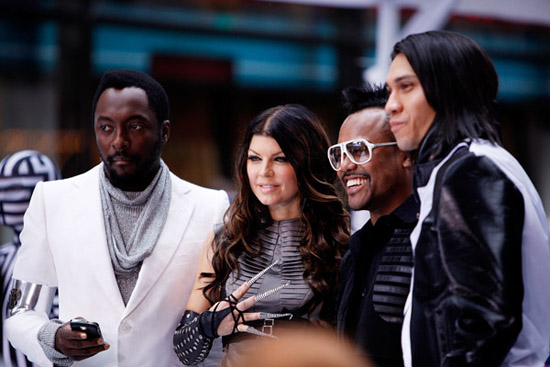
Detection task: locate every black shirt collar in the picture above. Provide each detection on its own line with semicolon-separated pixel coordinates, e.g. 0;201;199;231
348;194;418;257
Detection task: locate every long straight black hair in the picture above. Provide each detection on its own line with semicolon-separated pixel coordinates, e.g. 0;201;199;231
392;31;501;152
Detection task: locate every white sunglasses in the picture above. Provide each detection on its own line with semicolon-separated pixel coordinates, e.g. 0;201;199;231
327;138;397;171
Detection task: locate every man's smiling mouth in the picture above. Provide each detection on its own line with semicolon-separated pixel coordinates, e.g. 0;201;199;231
346;178;367;188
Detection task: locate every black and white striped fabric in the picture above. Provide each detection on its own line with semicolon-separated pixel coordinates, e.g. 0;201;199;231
0;150;61;367
0;150;61;234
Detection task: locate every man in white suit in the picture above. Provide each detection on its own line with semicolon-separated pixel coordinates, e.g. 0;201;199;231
4;69;229;366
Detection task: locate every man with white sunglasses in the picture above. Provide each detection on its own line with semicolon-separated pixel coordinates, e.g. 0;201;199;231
331;83;417;367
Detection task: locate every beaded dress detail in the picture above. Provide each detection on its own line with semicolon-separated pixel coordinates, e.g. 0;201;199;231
222;218;312;367
225;218;312;313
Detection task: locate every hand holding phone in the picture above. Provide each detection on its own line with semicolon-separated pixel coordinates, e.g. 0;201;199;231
55;319;109;360
70;319;103;339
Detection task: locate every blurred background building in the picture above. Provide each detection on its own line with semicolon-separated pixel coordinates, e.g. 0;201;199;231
0;0;549;236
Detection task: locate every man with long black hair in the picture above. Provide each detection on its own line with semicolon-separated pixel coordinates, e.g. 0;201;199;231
385;30;550;367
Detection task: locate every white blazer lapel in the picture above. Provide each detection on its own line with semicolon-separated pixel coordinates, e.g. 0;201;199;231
124;178;194;315
72;166;126;313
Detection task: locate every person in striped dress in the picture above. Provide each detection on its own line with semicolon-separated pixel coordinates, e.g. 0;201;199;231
330;84;417;367
0;150;61;367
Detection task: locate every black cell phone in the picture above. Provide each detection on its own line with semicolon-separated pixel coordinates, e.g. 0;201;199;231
70;319;103;339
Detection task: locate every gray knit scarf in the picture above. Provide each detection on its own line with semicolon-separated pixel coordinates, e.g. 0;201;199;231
99;160;171;274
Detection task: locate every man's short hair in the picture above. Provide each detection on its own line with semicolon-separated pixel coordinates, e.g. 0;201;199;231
92;69;170;125
341;83;388;115
391;31;500;146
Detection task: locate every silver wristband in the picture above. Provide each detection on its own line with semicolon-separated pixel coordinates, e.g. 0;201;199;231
8;279;55;317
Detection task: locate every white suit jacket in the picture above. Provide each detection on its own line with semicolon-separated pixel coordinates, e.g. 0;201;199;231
5;165;229;367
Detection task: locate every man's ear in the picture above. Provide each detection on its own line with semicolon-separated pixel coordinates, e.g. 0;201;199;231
161;120;171;144
402;151;413;169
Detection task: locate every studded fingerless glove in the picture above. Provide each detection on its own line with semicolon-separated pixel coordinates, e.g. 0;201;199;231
173;310;214;365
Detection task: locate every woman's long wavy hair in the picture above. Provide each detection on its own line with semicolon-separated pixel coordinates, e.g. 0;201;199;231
202;104;349;320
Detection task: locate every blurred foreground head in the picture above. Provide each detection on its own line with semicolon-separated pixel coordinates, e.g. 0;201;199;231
240;327;372;367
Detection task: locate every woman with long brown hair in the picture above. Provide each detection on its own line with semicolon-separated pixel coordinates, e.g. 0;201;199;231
173;104;349;366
